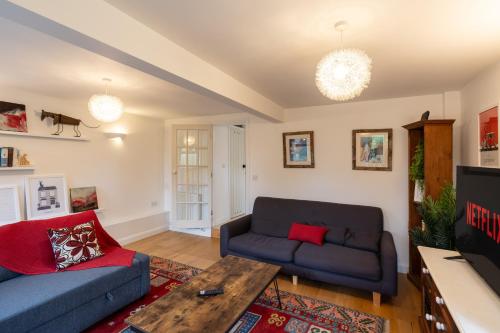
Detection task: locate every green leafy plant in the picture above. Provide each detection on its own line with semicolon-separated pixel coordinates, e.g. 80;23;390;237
410;183;456;250
409;142;424;191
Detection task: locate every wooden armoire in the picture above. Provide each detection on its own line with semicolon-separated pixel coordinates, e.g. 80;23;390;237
403;119;455;287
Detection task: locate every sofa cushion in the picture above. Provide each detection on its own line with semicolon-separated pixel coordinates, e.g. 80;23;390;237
288;223;328;245
0;266;19;283
344;230;381;253
48;220;104;270
251;197;383;245
228;232;301;262
0;254;144;332
294;243;381;281
313;224;346;245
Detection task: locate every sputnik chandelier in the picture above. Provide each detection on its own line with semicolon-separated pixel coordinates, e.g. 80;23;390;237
315;21;372;101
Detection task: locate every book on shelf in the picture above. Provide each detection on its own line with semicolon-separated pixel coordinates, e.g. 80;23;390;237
0;147;15;167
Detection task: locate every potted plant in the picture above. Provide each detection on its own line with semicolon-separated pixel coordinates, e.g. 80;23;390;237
410;184;456;250
410;142;425;202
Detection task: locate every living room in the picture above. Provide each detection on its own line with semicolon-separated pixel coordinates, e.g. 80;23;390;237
0;1;499;333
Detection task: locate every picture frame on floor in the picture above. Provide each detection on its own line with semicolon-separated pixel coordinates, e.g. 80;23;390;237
283;131;315;168
25;174;69;220
352;128;393;171
0;184;21;225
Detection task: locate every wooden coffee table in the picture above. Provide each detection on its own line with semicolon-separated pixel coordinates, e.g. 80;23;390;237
126;255;282;333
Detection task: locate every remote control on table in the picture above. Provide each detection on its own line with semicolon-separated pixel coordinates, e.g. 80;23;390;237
198;288;224;296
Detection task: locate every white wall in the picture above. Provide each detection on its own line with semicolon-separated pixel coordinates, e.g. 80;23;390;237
165;93;462;273
461;60;500;165
0;87;167;243
212;125;230;226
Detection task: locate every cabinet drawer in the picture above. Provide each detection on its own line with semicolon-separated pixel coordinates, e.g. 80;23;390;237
433;292;459;332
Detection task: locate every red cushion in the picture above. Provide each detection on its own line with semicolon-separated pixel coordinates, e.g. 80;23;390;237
288;223;328;245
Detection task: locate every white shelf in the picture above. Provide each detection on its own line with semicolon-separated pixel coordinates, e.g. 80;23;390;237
0;130;89;141
0;166;35;171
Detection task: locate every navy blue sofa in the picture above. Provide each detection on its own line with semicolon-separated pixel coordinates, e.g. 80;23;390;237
0;253;150;333
221;197;398;303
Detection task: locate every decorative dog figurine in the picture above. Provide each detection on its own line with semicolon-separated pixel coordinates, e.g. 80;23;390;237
40;110;99;137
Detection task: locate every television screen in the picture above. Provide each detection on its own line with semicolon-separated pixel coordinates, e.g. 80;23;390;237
456;166;500;296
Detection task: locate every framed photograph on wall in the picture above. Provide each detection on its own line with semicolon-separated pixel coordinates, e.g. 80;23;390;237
283;131;315;168
352;129;393;171
25;174;69;220
479;106;499;167
0;185;21;226
70;186;99;213
0;101;27;132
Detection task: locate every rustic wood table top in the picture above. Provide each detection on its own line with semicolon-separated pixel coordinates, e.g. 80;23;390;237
126;255;281;333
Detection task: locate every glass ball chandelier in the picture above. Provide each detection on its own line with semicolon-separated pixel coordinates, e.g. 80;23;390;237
315;21;372;101
88;78;124;123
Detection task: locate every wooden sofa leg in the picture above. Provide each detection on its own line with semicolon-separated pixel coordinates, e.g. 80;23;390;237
292;275;298;286
372;292;381;306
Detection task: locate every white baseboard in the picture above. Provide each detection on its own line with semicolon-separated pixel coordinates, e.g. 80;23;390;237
398;264;409;274
118;225;169;245
104;212;169;245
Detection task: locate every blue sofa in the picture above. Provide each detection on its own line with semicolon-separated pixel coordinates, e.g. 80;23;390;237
0;253;150;333
221;197;398;303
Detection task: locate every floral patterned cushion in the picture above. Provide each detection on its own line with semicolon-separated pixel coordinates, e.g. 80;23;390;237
47;220;104;270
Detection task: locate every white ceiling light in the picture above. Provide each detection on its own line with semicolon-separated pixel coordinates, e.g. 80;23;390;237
315;21;372;101
88;78;124;123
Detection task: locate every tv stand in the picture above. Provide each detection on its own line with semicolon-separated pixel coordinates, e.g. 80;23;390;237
419;246;500;333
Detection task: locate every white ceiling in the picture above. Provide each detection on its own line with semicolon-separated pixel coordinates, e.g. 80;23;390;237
0;17;241;119
106;0;500;108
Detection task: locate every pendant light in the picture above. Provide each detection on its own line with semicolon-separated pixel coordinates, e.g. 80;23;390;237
315;21;372;101
88;78;124;123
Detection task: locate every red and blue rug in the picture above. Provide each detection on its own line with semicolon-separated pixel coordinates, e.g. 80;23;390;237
85;256;388;333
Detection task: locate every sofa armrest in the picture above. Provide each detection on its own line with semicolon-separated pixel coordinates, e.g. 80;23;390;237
380;231;398;296
220;214;252;257
134;252;151;296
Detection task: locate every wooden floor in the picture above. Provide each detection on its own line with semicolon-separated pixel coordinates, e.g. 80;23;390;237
127;230;421;333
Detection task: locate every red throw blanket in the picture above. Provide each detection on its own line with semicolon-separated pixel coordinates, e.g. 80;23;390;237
0;211;135;274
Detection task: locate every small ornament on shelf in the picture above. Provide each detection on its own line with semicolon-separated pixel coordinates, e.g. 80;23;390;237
18;153;31;167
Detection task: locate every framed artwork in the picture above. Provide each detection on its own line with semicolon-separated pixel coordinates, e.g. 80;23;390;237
70;186;99;213
283;131;315;168
0;185;21;226
25;174;69;220
0;101;27;132
479;106;498;167
352;129;393;171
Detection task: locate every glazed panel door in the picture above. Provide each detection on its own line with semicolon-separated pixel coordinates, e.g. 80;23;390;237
171;125;212;229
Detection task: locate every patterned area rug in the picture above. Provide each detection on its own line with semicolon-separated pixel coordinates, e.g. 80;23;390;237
85;256;388;333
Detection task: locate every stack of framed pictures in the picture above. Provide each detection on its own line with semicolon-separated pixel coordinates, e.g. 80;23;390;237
0;174;100;224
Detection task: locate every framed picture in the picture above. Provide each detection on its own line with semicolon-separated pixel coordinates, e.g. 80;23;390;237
0;185;21;226
352;129;393;171
283;131;315;168
479;106;498;167
70;186;99;213
0;101;27;132
25;174;69;220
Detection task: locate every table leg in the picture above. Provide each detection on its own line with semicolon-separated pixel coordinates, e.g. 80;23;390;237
273;278;282;310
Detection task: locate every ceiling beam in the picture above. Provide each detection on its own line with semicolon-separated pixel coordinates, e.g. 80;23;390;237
0;0;284;122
